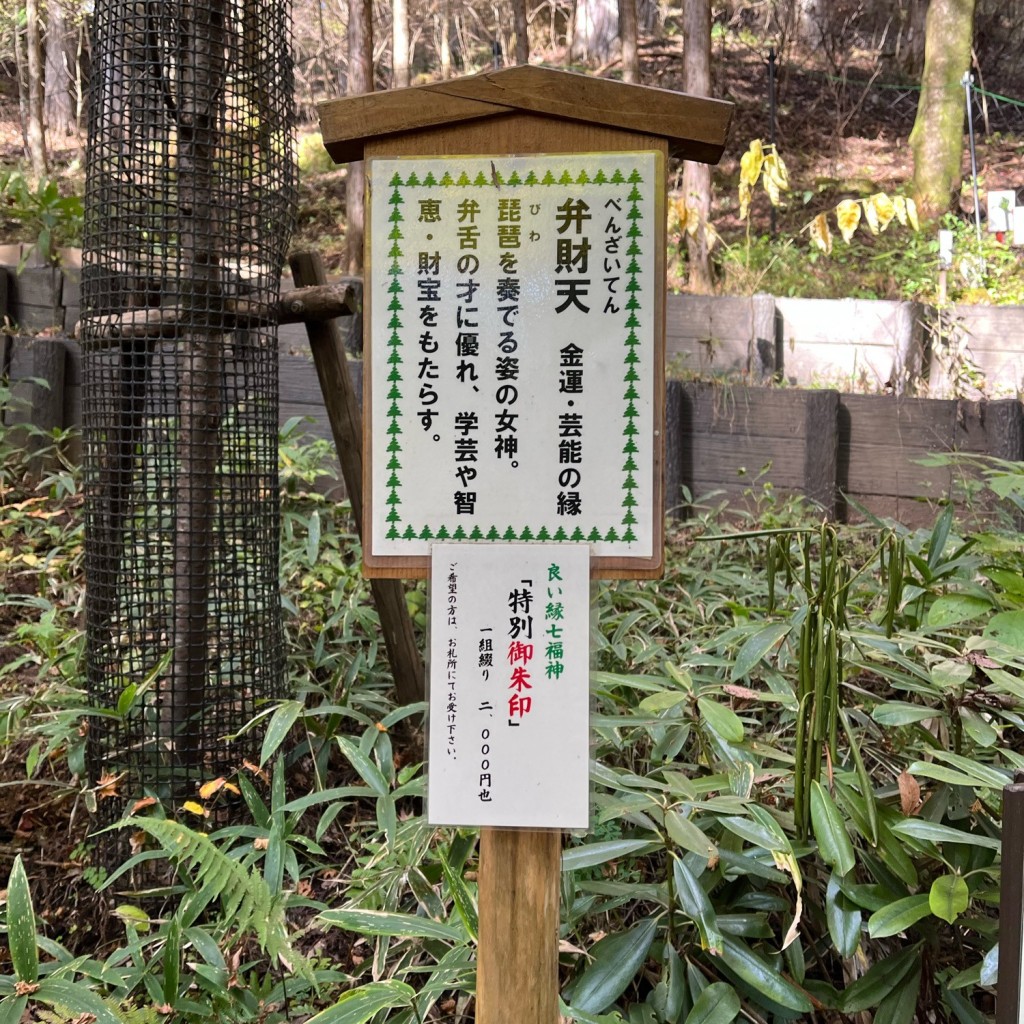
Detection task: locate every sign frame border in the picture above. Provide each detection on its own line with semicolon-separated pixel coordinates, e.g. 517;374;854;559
361;134;666;582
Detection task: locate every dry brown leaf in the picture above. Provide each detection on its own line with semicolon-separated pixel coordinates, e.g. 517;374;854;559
898;770;922;816
723;683;760;701
253;836;270;850
130;796;158;814
96;770;122;800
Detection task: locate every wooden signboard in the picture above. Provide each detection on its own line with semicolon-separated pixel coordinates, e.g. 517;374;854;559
365;152;663;578
319;65;733;1024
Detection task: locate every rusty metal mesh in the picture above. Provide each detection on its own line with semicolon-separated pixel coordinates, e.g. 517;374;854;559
80;0;296;825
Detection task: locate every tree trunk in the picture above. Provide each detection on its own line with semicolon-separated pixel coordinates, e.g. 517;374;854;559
682;0;713;293
24;0;48;176
438;0;452;78
899;0;928;78
618;0;638;82
44;0;77;142
392;0;410;86
909;0;976;222
571;0;619;63
346;0;373;274
512;0;529;64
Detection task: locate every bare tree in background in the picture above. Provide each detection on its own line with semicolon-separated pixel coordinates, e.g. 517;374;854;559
24;0;48;175
347;0;373;273
44;0;77;142
393;0;411;85
436;0;453;78
619;0;639;81
682;0;713;292
572;0;619;63
513;0;529;63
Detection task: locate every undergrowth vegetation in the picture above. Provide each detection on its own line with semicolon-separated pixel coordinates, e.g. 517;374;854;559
2;417;1024;1024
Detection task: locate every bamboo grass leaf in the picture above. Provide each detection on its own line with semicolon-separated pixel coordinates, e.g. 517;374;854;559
867;894;931;939
684;981;740;1024
569;918;658;1015
6;855;38;984
304;980;416;1024
810;782;856;876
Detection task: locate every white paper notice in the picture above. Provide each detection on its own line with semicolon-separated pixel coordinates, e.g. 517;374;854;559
367;152;659;562
427;543;590;829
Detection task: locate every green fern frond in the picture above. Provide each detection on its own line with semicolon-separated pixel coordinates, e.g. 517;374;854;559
120;817;303;977
114;1006;162;1024
34;998;155;1024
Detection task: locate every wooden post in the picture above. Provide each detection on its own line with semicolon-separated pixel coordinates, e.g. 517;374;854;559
987;398;1024;463
5;335;67;477
664;379;685;519
750;292;778;381
998;775;1024;1024
803;390;840;519
477;828;561;1024
289;251;424;706
986;398;1024;529
890;300;926;395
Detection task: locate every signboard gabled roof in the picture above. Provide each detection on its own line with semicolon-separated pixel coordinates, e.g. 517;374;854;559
318;65;733;165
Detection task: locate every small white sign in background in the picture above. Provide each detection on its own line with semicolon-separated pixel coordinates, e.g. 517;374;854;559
427;543;590;829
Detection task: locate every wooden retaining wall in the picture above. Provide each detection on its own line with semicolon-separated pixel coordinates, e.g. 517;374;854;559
6;332;1021;528
3;253;1022;526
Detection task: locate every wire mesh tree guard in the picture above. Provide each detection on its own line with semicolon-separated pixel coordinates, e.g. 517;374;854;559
80;0;296;827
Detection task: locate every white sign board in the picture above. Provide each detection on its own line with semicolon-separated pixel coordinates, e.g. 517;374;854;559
988;189;1016;233
427;543;590;829
365;152;661;575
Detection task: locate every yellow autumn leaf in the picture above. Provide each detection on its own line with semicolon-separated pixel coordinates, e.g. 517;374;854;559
892;195;908;226
810;212;833;254
669;196;687;231
906;196;920;230
762;151;789;207
862;197;879;235
684;204;701;237
739;180;753;221
181;800;209;817
835;199;862;243
704;221;721;251
739;139;764;188
198;777;227;799
772;149;790;188
868;192;896;232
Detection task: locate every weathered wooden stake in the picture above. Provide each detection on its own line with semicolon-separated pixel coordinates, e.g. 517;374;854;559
289;250;424;705
998;775;1024;1024
477;827;561;1024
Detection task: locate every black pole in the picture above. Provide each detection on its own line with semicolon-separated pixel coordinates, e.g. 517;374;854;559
768;46;777;237
964;71;982;243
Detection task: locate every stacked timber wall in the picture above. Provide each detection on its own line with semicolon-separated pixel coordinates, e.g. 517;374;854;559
3;254;1023;527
